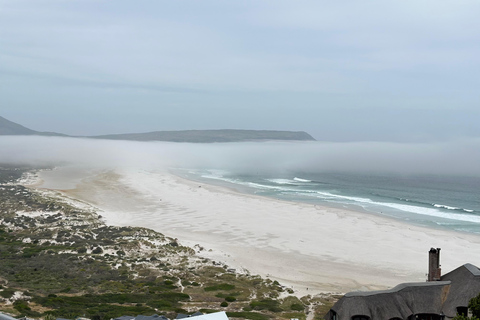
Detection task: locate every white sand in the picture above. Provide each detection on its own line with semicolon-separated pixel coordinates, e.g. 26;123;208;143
35;167;480;296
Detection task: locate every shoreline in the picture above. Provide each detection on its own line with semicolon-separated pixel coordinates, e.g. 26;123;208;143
31;166;480;296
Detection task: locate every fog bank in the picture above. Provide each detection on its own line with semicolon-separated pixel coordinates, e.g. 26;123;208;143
1;136;479;176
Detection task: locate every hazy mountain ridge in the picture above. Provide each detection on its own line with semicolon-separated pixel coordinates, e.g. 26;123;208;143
0;116;315;142
92;129;315;142
0;116;38;135
0;116;66;137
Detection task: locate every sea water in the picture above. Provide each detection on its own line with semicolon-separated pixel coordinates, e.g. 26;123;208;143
181;169;480;234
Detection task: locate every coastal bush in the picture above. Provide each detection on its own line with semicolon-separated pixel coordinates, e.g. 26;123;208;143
453;315;479;320
13;300;41;317
92;247;103;254
290;303;304;311
0;288;15;298
469;292;480;318
220;301;228;307
204;283;235;291
250;299;283;312
146;300;173;309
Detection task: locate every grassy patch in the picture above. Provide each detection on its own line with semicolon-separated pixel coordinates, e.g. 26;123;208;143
204;284;236;292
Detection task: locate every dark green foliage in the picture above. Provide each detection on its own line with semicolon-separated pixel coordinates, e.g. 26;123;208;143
92;247;103;254
249;299;283;312
469;292;480;318
290;303;304;311
220;301;228;307
34;292;189;307
13;300;41;317
0;288;15;298
31;292;190;318
452;315;478;320
225;296;237;302
204;283;236;292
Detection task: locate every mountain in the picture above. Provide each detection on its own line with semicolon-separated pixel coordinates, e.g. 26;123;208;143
92;129;315;142
0;116;315;142
0;116;38;135
0;116;66;137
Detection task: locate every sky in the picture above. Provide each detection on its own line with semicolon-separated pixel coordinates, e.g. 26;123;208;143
1;0;479;142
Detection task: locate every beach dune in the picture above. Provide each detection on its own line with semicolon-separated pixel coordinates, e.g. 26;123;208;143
36;167;480;296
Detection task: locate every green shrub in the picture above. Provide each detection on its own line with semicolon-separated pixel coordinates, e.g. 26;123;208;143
0;288;15;299
147;300;173;309
204;283;235;292
452;315;478;320
470;292;480;318
290;303;304;311
250;299;283;312
92;247;103;254
220;301;228;307
225;296;236;302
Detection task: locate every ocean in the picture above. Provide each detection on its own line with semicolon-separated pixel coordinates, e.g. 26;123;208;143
181;169;480;234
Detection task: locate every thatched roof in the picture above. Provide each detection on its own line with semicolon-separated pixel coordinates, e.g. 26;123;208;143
441;264;480;318
325;263;480;320
327;281;451;320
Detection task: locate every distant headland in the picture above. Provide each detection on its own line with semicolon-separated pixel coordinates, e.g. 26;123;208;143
0;116;315;143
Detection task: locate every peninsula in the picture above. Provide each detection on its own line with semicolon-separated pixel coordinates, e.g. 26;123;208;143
0;116;315;143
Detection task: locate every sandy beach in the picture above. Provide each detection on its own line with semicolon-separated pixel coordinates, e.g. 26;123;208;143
34;167;480;296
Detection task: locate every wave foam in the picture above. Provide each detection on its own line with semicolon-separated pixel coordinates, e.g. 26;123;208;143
433;204;459;210
266;179;298;185
294;177;312;182
197;168;480;225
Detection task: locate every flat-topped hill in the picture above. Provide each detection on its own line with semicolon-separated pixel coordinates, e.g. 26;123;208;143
92;129;315;142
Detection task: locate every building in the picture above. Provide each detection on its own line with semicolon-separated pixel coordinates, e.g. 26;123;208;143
325;249;480;320
0;313;17;320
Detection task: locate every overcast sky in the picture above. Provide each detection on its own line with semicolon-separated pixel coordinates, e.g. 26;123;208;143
1;0;479;142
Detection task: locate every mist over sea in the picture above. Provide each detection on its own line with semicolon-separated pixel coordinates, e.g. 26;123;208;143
2;136;480;235
182;169;480;235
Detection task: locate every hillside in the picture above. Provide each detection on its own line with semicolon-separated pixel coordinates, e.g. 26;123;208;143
0;165;334;320
92;129;315;143
0;116;315;142
0;116;37;135
0;116;65;137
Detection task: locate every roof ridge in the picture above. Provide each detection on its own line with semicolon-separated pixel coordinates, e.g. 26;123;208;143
463;263;480;276
344;281;451;297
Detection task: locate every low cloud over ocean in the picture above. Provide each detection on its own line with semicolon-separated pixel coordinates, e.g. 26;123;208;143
1;136;480;177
